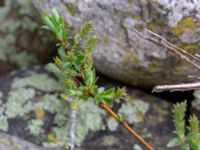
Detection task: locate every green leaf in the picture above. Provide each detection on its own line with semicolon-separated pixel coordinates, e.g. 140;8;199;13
58;46;66;60
57;28;64;40
167;138;180;147
86;35;97;51
118;113;123;121
173;102;187;140
95;95;101;104
188;115;199;133
47;63;64;79
114;87;126;100
43;15;55;32
73;21;93;48
182;143;190;150
52;8;60;22
103;98;112;106
47;63;60;74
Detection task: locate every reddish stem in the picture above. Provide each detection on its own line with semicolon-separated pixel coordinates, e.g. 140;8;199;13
99;102;154;150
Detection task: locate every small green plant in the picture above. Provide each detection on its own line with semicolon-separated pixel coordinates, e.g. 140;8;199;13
43;8;125;107
43;8;153;150
167;101;200;150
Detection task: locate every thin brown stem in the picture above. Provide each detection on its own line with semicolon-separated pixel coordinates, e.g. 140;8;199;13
99;102;154;150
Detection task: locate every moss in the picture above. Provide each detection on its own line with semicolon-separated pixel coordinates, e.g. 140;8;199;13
172;17;197;35
129;0;134;7
178;42;198;54
133;15;142;21
103;35;110;45
148;59;163;73
34;108;45;119
66;2;79;16
122;53;140;65
146;21;165;32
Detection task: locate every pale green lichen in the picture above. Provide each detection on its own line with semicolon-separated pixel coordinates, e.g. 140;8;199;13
192;90;200;110
66;2;79;16
9;51;37;68
0;0;38;67
106;117;118;131
133;144;143;150
27;119;44;136
0;116;8;132
0;71;105;147
5;88;35;118
12;73;62;92
45;100;104;147
0;70;150;147
122;53;140;65
119;96;149;123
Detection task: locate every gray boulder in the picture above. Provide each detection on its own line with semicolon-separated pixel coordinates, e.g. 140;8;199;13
33;0;200;88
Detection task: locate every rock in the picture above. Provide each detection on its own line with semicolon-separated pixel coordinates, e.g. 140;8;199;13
0;0;55;76
0;66;177;149
0;133;63;150
33;0;200;88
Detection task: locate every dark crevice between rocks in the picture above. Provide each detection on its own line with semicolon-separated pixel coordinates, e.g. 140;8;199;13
151;90;194;124
0;0;4;7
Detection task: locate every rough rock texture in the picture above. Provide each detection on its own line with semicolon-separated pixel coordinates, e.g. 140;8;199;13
33;0;200;88
0;133;62;150
0;0;55;76
0;67;177;149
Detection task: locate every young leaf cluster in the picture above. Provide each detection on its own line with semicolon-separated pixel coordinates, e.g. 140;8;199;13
43;9;126;106
167;101;200;150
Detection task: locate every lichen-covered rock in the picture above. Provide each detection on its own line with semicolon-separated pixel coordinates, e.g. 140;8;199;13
0;133;62;150
0;0;55;76
33;0;200;88
0;67;176;149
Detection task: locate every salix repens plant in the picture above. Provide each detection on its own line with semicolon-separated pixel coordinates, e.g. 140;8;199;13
167;102;200;150
43;9;153;150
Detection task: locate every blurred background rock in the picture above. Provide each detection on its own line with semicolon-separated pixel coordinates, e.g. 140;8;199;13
0;0;55;76
0;0;199;149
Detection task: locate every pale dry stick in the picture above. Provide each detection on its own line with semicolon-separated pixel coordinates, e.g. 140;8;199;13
69;108;77;150
153;82;200;92
65;96;77;150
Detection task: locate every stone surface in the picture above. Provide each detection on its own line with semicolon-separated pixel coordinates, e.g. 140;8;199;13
33;0;200;88
0;133;62;150
0;67;177;149
0;0;55;76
